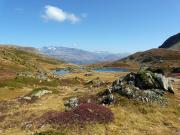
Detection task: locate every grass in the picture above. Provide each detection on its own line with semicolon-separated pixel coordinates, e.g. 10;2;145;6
0;46;71;72
0;71;179;135
0;77;59;88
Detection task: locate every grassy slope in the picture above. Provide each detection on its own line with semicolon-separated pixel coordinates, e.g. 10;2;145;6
0;45;75;100
0;71;179;135
0;46;179;135
0;45;71;73
105;48;180;70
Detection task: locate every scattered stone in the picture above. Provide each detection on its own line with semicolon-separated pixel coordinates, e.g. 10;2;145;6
101;94;114;105
64;97;79;111
32;90;52;98
23;96;31;101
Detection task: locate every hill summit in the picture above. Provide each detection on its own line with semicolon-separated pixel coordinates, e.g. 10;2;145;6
159;33;180;50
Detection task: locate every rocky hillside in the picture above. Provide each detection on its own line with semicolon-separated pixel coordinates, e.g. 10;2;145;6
105;48;180;70
159;33;180;50
39;46;128;64
0;45;68;73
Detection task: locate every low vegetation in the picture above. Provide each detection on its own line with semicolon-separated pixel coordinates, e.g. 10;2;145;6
0;46;180;135
38;103;114;127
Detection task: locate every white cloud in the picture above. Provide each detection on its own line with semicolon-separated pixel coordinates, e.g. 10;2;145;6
42;5;80;24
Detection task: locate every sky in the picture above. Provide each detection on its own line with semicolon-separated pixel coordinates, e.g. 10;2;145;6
0;0;180;53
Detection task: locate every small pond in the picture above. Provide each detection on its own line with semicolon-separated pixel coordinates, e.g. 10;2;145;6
52;69;70;75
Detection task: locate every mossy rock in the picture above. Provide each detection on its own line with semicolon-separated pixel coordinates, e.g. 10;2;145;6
135;70;159;89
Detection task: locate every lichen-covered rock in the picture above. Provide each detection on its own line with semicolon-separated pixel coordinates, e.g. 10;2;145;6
32;90;52;98
100;88;114;104
135;71;160;90
101;70;174;104
64;97;79;111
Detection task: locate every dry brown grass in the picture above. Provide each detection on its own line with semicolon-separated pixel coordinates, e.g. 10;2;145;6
0;72;179;135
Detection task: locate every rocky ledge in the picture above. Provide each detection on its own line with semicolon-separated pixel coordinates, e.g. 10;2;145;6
101;70;175;105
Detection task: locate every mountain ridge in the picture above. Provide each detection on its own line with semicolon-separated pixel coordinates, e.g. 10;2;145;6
39;46;129;64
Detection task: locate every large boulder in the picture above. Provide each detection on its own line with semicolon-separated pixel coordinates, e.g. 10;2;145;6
102;70;174;104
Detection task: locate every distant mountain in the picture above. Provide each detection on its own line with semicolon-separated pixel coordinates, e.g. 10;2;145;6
159;33;180;50
39;46;129;64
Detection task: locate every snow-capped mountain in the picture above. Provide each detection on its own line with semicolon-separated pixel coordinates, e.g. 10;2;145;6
39;46;129;64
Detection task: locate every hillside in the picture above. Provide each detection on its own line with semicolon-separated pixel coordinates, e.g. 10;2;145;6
0;46;179;135
159;33;180;50
105;48;180;70
39;46;128;64
0;45;70;73
104;33;180;70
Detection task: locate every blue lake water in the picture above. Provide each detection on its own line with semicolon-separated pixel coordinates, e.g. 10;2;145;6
52;69;70;75
94;67;128;73
53;67;128;75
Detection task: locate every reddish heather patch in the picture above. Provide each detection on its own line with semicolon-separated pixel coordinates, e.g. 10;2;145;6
38;103;114;127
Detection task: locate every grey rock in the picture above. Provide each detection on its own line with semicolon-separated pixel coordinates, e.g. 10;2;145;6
23;96;32;101
100;70;174;104
64;97;79;110
155;73;174;93
101;94;114;104
32;90;52;98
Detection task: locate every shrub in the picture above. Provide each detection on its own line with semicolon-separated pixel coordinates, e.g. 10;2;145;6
39;103;114;127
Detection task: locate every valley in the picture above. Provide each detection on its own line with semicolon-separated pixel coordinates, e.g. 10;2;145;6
1;1;180;134
0;35;180;135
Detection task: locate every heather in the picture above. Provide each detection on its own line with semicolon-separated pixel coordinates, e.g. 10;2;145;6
38;103;114;127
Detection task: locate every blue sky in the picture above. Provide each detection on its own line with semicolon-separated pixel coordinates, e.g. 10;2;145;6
0;0;180;53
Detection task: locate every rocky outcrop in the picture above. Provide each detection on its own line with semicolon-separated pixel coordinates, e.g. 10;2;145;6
101;70;174;104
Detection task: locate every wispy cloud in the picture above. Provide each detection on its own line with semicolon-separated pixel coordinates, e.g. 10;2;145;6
42;5;80;24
